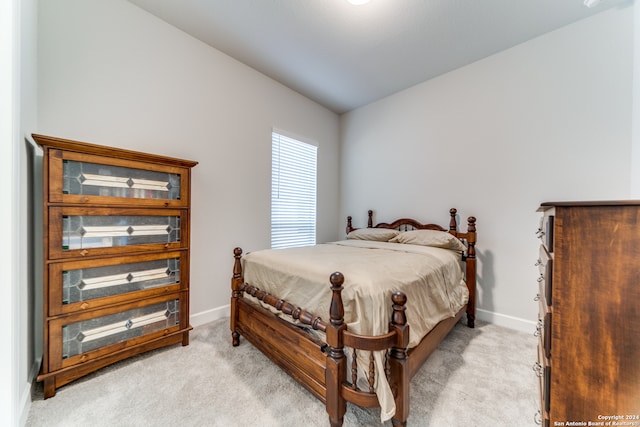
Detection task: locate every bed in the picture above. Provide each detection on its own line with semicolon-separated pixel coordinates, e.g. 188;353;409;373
230;208;477;426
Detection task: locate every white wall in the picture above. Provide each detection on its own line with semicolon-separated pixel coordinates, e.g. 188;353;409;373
632;0;640;195
0;0;19;424
341;6;634;331
3;0;40;425
37;0;341;325
20;0;39;422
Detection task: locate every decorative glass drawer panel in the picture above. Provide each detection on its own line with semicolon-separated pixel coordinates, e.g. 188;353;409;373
62;299;180;359
63;257;180;305
62;215;180;250
48;207;188;260
47;252;187;316
63;160;181;200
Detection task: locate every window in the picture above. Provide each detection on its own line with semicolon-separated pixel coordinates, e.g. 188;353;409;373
271;131;317;249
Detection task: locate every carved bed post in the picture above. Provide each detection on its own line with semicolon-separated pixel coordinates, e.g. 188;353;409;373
231;247;244;346
465;217;477;328
389;292;410;427
325;272;347;427
367;210;373;228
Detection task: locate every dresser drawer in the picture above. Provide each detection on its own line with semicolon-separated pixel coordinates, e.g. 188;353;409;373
536;273;548;308
537;210;555;253
543;309;551;359
536;342;551;423
537;280;547;313
47;148;191;207
48;207;189;260
47;251;187;316
47;292;187;372
535;306;552;360
536;245;553;307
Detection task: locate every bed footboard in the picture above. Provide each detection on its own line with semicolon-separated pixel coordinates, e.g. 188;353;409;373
325;272;410;427
230;248;411;427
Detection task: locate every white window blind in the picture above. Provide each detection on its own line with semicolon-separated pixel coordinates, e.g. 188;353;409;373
271;131;317;249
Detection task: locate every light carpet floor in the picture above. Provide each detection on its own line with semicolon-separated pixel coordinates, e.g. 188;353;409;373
26;317;538;426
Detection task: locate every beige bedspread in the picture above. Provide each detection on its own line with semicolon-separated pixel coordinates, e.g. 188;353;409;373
241;240;468;421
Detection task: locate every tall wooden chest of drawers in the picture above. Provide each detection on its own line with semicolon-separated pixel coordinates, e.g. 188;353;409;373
535;201;640;426
34;134;198;398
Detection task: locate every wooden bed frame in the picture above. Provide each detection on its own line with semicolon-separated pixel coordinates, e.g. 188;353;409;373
230;208;477;426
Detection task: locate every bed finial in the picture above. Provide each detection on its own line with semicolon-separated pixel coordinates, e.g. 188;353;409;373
449;208;458;232
329;272;345;327
233;247;243;279
368;210;373;228
467;216;477;233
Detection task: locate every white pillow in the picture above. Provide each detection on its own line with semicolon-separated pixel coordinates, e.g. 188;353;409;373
389;229;467;251
346;228;400;242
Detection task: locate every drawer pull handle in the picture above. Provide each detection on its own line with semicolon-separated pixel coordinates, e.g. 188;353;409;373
537;275;544;283
80;249;89;256
534;259;542;266
80;302;89;310
536;228;545;238
164;243;169;249
534;410;542;425
532;362;544;377
534;294;540;302
534;320;543;337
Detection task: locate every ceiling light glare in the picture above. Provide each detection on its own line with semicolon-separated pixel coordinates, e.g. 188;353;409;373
347;0;371;5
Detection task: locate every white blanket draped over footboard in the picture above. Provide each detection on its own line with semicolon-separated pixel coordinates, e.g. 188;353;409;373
242;240;468;421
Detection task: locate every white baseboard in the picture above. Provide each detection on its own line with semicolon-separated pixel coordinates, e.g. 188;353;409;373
476;308;536;334
20;360;40;427
190;304;230;328
19;380;31;427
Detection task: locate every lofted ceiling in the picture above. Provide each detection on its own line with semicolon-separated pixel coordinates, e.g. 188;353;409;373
128;0;630;114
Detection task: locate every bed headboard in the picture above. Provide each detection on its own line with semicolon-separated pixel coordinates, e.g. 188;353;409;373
347;208;474;235
345;208;477;327
346;208;477;255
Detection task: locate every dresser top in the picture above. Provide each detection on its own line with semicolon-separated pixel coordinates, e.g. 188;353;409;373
33;133;198;168
539;200;640;211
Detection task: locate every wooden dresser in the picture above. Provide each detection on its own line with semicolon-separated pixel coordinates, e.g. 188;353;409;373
535;201;640;427
34;134;197;398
